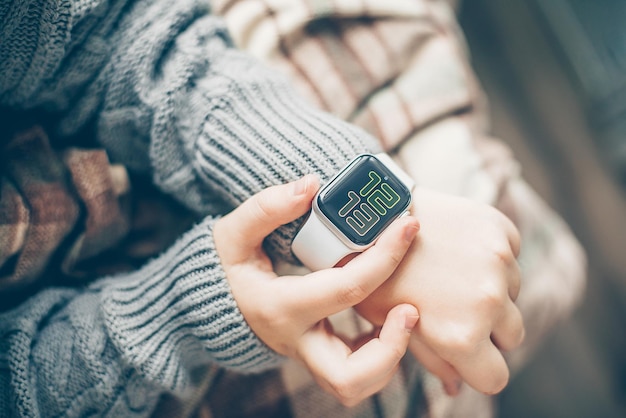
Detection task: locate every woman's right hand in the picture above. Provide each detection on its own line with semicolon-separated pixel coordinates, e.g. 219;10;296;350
213;175;421;406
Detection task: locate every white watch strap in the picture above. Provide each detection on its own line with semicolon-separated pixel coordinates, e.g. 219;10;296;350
292;209;354;271
292;153;413;271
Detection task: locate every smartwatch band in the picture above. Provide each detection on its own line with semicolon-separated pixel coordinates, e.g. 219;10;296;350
292;153;414;271
291;205;356;270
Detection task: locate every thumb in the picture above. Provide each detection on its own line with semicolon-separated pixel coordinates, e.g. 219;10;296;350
297;304;419;406
218;175;319;253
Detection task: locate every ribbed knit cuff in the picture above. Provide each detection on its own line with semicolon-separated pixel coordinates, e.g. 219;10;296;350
150;52;382;212
100;216;282;392
148;32;382;263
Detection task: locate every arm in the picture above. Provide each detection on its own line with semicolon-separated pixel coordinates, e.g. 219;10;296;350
211;0;586;397
0;177;420;416
0;216;281;417
1;0;382;264
0;1;390;413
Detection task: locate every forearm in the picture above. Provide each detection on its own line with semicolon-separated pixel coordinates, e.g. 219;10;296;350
0;217;281;417
149;37;379;212
1;0;380;263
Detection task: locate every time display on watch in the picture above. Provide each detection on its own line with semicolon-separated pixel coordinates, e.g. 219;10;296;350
317;155;412;246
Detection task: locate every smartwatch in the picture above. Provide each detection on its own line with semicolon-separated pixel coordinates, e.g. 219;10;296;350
292;153;414;271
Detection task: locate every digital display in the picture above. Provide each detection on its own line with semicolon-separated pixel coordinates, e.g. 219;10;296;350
317;155;411;246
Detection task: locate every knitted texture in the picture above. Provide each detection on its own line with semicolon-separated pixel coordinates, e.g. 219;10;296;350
98;217;283;391
0;127;80;288
1;217;281;417
0;0;380;261
0;126;133;299
87;1;380;260
0;0;385;416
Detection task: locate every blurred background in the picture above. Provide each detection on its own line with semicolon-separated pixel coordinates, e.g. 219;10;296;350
457;0;626;416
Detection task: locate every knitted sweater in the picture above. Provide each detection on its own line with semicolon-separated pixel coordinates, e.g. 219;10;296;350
0;0;379;416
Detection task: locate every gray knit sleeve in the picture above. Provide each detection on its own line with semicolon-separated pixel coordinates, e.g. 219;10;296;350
91;1;381;261
0;0;381;415
142;31;382;260
0;217;282;417
1;0;381;262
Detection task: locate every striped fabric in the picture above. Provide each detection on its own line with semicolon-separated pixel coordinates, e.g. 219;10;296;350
213;0;475;151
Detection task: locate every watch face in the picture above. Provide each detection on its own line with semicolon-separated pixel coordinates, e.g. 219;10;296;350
317;155;411;246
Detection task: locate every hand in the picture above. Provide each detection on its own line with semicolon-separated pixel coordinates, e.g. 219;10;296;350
213;175;421;406
356;187;524;396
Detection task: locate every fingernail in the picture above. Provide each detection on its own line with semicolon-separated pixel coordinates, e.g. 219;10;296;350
293;176;309;195
403;223;419;242
404;314;419;331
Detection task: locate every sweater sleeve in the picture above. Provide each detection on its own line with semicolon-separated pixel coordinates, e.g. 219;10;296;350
0;0;381;263
0;1;381;415
0;216;282;417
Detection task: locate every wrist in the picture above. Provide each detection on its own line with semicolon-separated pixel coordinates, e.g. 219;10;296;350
292;153;414;271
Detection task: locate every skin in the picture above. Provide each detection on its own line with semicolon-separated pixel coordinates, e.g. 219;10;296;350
215;176;525;404
356;187;525;396
213;175;422;406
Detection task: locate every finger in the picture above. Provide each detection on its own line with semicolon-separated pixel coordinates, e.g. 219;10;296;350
499;212;521;258
508;259;522;302
219;175;319;257
408;334;463;396
286;216;420;321
452;340;510;395
489;235;521;302
349;326;382;352
342;304;418;405
298;305;418;406
491;300;525;351
348;304;418;377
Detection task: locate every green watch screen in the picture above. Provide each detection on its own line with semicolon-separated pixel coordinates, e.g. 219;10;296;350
317;155;411;246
